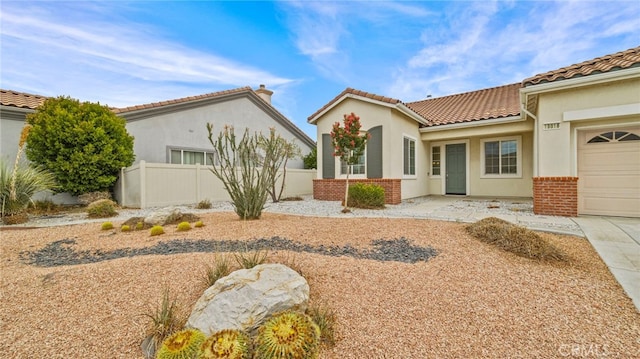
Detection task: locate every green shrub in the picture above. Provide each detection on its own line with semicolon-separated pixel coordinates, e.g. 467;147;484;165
466;217;566;261
101;221;114;230
25;96;134;195
176;221;191;232
86;199;118;218
121;224;131;232
150;225;165;236
194;220;204;228
196;199;212;209
347;183;385;209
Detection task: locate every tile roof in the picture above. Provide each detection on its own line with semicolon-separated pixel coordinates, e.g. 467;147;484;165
0;89;48;110
406;83;522;127
307;87;402;122
523;46;640;86
112;86;253;114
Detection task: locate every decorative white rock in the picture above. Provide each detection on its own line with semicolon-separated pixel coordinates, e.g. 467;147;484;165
143;207;182;226
186;263;309;336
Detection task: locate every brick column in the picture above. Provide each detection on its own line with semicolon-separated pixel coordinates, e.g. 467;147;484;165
313;179;401;204
532;177;578;217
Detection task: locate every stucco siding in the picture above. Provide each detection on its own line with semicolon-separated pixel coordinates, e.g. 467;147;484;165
537;77;640;177
0;116;26;163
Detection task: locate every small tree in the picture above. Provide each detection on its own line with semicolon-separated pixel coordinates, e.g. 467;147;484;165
330;112;369;213
260;129;301;202
303;147;317;169
207;124;275;220
25;96;134;196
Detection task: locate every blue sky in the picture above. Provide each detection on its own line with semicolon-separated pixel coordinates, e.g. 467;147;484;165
1;1;639;137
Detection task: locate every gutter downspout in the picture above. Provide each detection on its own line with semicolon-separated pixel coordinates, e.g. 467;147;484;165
520;91;539;177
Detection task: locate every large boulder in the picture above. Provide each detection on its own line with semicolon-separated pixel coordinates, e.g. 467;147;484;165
186;263;309;336
143;207;182;226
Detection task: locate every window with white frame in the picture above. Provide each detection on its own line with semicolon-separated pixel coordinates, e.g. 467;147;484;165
403;136;416;176
481;137;521;176
170;149;216;165
340;152;366;175
431;146;441;176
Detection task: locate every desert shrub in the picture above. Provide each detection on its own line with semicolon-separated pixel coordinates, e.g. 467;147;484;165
347;183;385;209
176;221;191;232
1;159;57;218
86;199;118;218
156;328;205;359
196;199;212;209
194;220;204;228
101;221;113;230
255;311;320;359
143;288;185;355
466;217;566;261
121;224;131;232
203;255;232;288
27;199;60;214
307;304;336;347
77;191;112;205
281;196;303;201
150;225;165;236
234;249;268;269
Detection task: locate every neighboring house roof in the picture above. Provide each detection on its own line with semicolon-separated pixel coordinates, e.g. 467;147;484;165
0;89;48;110
523;46;640;86
307;87;427;126
406;83;522;127
111;87;253;114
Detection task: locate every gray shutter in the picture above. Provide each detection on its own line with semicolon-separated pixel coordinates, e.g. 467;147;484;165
367;126;383;179
322;133;335;179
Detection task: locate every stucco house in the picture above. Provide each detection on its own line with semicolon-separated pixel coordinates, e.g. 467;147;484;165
309;46;639;218
1;85;314;167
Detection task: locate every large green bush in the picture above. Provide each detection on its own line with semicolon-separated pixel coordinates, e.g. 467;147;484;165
303;147;317;169
347;183;385;209
25;96;134;196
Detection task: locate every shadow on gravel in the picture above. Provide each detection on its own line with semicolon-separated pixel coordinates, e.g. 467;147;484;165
20;237;438;267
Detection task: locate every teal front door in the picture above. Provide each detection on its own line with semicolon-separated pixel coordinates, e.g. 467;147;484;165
446;143;466;195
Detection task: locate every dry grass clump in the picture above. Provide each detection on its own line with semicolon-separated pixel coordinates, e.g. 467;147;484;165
86;199;118;218
466;217;566;261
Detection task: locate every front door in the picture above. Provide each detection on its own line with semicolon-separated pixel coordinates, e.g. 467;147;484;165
446;143;466;195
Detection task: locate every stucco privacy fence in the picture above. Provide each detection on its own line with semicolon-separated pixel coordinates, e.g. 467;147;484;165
114;160;316;209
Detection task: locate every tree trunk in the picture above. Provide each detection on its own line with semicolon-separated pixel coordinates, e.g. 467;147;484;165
343;168;350;212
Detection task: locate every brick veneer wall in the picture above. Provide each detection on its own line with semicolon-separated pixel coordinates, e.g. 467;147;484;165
532;177;578;217
313;179;402;204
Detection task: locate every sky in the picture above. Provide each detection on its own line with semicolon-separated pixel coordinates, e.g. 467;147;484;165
1;1;639;138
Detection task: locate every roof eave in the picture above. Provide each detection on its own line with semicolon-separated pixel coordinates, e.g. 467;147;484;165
521;66;640;95
418;115;524;133
307;93;398;125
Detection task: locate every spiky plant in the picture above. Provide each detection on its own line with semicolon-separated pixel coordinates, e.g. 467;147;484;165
121;224;131;232
255;311;321;359
197;329;251;359
156;328;205;359
1;159;57;219
177;221;192;232
101;222;114;230
136;221;144;230
203;255;232;288
194;220;204;228
151;225;165;236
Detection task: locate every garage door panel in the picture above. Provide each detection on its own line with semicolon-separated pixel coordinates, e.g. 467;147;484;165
578;126;640;218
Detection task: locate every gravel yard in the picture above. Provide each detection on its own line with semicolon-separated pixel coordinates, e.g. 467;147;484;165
1;210;638;358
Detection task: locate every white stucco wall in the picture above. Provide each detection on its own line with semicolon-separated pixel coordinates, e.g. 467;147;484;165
125;96;313;168
536;77;640;176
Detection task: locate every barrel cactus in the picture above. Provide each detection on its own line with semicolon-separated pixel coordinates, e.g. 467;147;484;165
156;328;205;359
255;311;321;359
197;329;251;359
150;225;165;236
177;221;192;232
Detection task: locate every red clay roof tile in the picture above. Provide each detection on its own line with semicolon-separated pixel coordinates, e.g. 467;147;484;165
523;46;640;86
406;83;522;127
0;89;48;110
307;87;402;122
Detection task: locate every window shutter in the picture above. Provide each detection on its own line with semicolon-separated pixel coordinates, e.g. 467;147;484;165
367;126;383;179
322;133;335;179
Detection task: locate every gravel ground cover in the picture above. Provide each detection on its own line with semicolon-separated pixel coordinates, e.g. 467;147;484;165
1;211;638;358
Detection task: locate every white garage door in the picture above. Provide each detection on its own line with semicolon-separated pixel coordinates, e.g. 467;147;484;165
578;127;640;217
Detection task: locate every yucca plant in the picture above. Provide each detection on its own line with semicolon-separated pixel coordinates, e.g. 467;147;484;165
1;159;57;222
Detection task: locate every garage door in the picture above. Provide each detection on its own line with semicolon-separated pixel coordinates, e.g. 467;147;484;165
578;127;640;217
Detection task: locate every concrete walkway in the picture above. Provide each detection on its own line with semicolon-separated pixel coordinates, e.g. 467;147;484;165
572;216;640;312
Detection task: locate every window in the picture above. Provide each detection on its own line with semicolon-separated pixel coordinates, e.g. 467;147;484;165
340;153;366;175
481;137;521;176
170;149;215;165
431;146;441;176
587;131;640;143
403;137;416;176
